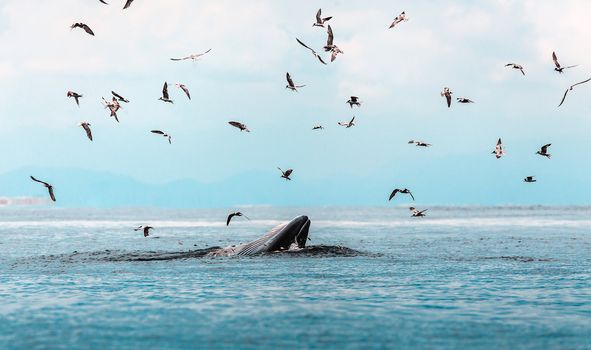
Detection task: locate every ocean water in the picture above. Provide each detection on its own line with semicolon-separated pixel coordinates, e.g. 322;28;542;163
1;206;590;349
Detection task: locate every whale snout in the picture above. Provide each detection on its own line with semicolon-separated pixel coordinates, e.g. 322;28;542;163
294;216;311;248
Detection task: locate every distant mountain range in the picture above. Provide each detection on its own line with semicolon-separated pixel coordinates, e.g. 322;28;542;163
1;165;588;207
0;167;382;208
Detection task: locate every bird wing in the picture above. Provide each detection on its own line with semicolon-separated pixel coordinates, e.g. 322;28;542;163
170;57;185;61
331;50;338;62
99;0;108;3
151;130;165;135
162;82;169;99
571;77;591;88
296;38;314;53
558;88;569;107
541;144;551;153
30;176;50;187
326;25;334;46
286;72;294;87
446;94;451;107
111;91;128;102
179;84;191;99
74;96;80;106
389;189;399;201
389;18;397;29
418;209;428;215
123;0;134;9
520;68;525;75
83;124;93;141
48;186;56;202
317;55;327;65
285;169;293;177
316;8;322;22
497;138;502;145
199;48;212;56
350;96;358;102
562;65;578;69
226;213;235;226
229;121;241;129
350;116;355;124
409;191;415;201
552;51;560;69
82;24;95;36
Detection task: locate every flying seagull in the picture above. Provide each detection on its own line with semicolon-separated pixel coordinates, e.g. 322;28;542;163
134;225;153;237
67;91;82;107
228;121;250;132
313;8;332;27
226;212;250;226
70;23;94;36
102;97;121;122
324;25;343;62
338;116;355;128
408;140;431;147
523;176;537;183
456;97;474;103
175;83;191;100
441;87;452;108
158;82;173;103
558;77;591;107
410;207;427;217
312;125;324;130
347;96;361;108
505;63;525;75
536;144;551;159
111;91;129;103
552;51;577;73
78;122;93;141
492;138;505;159
296;38;327;65
389;11;408;29
151;130;172;144
278;167;293;180
123;0;134;10
389;188;414;201
30;176;56;202
170;49;212;62
286;72;305;91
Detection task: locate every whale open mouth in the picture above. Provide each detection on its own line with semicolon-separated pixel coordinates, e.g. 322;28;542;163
266;215;310;252
295;216;310;248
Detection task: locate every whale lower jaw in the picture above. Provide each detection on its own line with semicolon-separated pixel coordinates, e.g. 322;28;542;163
207;216;311;257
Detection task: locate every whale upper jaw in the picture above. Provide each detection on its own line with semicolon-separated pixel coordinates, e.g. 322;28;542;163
209;215;311;257
268;215;310;251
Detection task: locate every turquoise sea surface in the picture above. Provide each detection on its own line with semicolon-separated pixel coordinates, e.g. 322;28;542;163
1;206;590;349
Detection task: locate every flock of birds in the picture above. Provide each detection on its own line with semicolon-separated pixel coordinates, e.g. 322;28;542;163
27;4;591;236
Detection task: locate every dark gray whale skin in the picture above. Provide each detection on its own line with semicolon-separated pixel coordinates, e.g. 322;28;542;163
207;215;311;257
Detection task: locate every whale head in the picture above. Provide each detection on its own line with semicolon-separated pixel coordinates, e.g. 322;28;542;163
266;215;310;251
210;215;311;257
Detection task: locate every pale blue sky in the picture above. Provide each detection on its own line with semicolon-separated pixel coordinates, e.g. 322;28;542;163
0;0;590;206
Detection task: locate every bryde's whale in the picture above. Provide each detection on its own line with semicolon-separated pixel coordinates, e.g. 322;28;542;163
208;215;311;257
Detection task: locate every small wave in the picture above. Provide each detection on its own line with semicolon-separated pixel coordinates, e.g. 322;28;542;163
26;245;364;264
480;256;555;263
264;245;366;257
